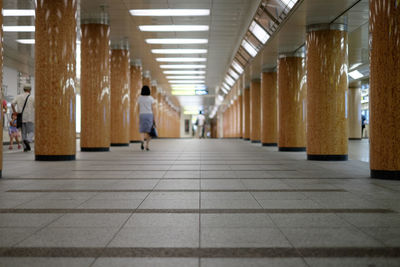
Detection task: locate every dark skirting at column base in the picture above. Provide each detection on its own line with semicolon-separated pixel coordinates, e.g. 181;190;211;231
81;147;109;152
349;138;362;140
371;170;400;180
35;155;76;161
110;143;130;147
251;140;261;143
243;138;250;141
262;143;277;147
130;140;141;143
307;154;348;161
279;147;306;152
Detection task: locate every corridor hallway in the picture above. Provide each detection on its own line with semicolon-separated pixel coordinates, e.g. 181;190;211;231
0;139;399;266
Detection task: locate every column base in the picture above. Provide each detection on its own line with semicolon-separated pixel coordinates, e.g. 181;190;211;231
110;143;130;147
371;170;400;180
251;140;261;143
349;138;362;140
279;147;306;152
0;170;2;178
262;143;277;147
243;138;250;141
81;147;109;152
307;154;348;161
130;140;141;143
35;155;76;161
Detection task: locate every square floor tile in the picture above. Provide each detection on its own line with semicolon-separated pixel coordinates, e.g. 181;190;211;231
0;258;94;267
138;199;199;209
77;199;142;209
270;213;351;227
126;213;199;227
0;227;38;246
201;258;307;267
49;214;130;227
201;199;261;209
201;214;274;228
92;258;198;267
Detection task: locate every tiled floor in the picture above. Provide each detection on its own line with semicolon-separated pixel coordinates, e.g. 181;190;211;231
0;139;399;266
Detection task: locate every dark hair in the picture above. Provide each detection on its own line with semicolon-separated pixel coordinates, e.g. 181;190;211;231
141;85;151;96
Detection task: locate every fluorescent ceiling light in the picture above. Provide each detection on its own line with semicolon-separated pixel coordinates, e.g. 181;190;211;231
152;49;207;54
171;84;206;89
156;58;207;62
169;80;205;84
4;26;35;32
241;39;258;57
281;0;297;9
146;38;208;44
249;21;270;44
130;9;210;16
139;25;209;32
349;70;364;80
222;83;230;91
172;90;196;96
164;70;206;74
225;75;235;86
221;87;228;94
228;68;240;80
232;60;244;74
166;76;205;79
160;65;206;69
3;9;35;16
218;95;224;102
350;63;362;70
16;39;35;44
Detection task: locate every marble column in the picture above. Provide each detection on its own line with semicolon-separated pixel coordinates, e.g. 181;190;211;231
35;0;76;160
142;76;150;87
369;0;400;179
243;87;250;140
0;0;3;177
129;64;142;143
278;54;306;151
261;71;278;146
348;83;362;140
237;95;243;138
250;79;261;143
80;21;110;151
306;24;348;161
110;48;130;146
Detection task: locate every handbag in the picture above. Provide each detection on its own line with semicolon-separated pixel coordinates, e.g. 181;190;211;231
150;124;158;138
16;94;30;128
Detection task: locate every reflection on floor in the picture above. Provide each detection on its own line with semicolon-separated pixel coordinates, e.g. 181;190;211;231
0;139;399;266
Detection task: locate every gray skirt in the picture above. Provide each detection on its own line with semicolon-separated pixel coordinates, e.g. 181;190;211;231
139;113;153;133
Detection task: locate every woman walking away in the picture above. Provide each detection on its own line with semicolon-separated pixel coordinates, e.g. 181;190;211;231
138;85;156;151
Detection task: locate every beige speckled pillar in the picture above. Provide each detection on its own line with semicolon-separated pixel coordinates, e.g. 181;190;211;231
348;84;362;140
110;48;130;146
237;95;243;138
278;55;306;151
243;87;250;140
261;71;278;146
369;0;400;179
0;0;2;177
250;79;261;143
306;24;348;161
80;22;110;152
130;65;142;143
142;77;150;87
35;0;76;160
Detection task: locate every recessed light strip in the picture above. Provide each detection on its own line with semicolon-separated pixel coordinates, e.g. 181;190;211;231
3;9;35;16
156;58;207;62
160;65;206;69
4;26;35;32
152;49;207;54
130;9;210;16
139;25;209;32
163;70;206;74
146;38;208;44
166;76;205;79
169;80;205;84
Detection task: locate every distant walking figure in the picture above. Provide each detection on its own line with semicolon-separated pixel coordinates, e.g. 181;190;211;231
138;86;156;151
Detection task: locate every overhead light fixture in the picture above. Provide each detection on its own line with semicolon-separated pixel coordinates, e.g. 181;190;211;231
130;9;210;16
139;25;209;32
349;70;364;80
152;49;207;54
171;84;206;90
221;87;228;94
241;39;258;57
228;68;240;80
172;90;196;96
169;80;205;84
160;65;206;69
166;76;205;79
222;83;230;91
16;39;35;44
349;63;362;70
164;70;206;74
225;75;235;86
4;26;35;32
232;60;244;74
249;21;270;44
3;9;35;16
146;38;208;44
156;58;207;62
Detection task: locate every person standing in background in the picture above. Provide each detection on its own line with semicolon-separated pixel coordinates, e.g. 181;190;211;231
137;85;156;151
197;111;206;139
11;86;34;152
